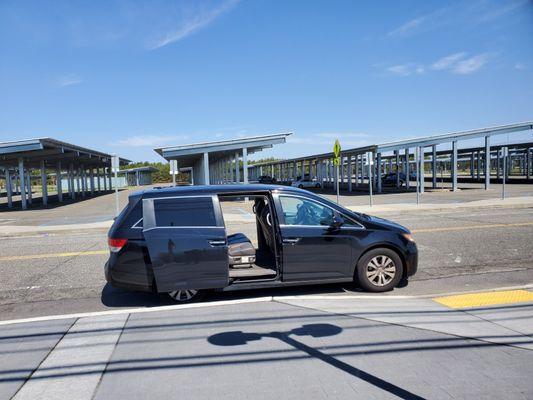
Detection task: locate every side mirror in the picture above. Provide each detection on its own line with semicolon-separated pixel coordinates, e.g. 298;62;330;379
327;212;344;230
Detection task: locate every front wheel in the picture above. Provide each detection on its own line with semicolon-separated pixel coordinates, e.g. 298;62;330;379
167;289;205;303
356;248;403;292
298;184;304;188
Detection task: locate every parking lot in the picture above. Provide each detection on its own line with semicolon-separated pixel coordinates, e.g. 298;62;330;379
1;185;533;321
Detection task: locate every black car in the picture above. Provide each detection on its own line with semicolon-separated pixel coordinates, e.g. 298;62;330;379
257;175;277;184
106;184;417;302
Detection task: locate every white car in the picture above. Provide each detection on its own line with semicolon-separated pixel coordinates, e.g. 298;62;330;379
291;177;321;189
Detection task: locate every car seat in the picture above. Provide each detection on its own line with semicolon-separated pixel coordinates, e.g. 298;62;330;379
228;233;256;268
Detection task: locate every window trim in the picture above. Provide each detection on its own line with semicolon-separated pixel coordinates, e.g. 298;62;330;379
276;193;364;229
142;195;223;230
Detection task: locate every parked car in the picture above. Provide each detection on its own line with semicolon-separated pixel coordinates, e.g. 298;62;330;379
106;184;417;302
258;175;277;184
382;172;417;186
291;175;321;189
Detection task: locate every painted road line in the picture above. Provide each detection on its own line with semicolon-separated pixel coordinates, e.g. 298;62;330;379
434;290;533;309
412;221;533;234
0;250;108;262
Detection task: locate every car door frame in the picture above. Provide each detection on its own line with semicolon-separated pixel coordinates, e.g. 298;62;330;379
272;192;366;281
142;194;229;293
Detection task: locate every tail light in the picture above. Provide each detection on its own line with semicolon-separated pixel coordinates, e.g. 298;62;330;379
108;238;128;253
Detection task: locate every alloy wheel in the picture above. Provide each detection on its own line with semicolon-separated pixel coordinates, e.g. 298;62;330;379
168;289;198;302
366;255;396;287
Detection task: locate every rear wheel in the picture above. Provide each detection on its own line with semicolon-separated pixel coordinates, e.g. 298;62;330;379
356;248;403;292
298;184;303;188
167;289;204;303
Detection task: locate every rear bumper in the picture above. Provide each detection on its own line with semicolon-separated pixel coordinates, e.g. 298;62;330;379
105;260;154;293
404;242;418;277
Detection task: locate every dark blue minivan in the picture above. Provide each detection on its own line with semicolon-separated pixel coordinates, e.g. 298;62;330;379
106;185;417;302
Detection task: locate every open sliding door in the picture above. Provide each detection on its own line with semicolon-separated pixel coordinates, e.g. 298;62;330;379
142;195;229;293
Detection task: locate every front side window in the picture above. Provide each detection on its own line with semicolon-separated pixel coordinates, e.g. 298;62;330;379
279;196;334;226
154;197;216;227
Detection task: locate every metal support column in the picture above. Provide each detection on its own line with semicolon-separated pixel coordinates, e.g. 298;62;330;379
477;151;481;180
27;170;32;204
203;152;210;185
376;153;382;193
108;166;113;191
5;168;13;208
484;136;491;190
90;169;95;194
452;141;458;191
419;147;425;194
404;148;410;189
242;147;248;184
347;155;353;192
470;152;475;178
432;145;437;189
56;162;63;202
395;150;400;189
81;166;86;198
18;158;27;210
234;152;240;183
40;160;48;206
526;147;532;179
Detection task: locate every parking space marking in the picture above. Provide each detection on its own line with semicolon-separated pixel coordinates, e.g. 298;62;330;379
434;290;533;309
0;250;108;262
412;221;533;234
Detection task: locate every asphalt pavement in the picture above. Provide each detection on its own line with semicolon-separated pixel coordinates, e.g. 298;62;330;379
0;202;532;321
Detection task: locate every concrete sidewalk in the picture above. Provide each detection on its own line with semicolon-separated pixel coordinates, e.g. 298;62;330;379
1;292;532;399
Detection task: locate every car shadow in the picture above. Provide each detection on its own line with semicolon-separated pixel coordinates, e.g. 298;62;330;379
100;281;379;308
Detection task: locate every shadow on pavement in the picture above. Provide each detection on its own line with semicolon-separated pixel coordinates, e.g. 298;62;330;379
208;323;424;400
100;282;364;308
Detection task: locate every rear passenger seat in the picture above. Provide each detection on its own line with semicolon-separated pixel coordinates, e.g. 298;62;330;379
227;233;256;268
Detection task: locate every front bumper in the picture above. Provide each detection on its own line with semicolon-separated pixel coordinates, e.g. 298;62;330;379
404;241;418;277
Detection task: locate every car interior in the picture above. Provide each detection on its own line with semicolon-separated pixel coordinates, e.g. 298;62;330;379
219;194;278;281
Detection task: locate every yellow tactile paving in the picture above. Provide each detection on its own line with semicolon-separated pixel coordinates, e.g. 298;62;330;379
434;290;533;309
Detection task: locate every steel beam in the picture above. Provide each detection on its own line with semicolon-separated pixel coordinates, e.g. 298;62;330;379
56;162;63;202
40;160;48;206
419;146;425;194
452;141;458;191
485;136;491;190
404;148;410;189
5;168;13;208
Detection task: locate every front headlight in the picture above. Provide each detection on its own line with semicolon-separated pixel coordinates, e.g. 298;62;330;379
402;233;415;242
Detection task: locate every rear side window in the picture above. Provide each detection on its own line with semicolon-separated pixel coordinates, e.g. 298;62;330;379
154;197;216;227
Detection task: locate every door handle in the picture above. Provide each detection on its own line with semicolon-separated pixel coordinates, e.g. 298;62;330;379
283;238;301;245
208;239;226;247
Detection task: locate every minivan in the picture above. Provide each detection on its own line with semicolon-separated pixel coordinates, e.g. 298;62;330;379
106;184;417;302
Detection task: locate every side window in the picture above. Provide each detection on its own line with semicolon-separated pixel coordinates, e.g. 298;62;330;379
279;196;334;226
154;197;217;227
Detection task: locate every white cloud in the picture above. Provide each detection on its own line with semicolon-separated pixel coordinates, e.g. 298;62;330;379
387;16;426;38
385;64;425;77
451;54;490;74
58;74;82;87
149;0;240;50
431;52;467;70
111;135;188;147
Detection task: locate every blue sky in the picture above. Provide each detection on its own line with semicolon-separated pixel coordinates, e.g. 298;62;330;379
1;0;532;162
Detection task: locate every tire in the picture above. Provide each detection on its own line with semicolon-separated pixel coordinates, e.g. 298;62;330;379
298;184;303;189
167;289;205;303
356;248;403;292
315;183;320;188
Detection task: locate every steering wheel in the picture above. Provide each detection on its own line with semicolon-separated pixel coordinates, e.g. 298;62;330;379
295;202;319;225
